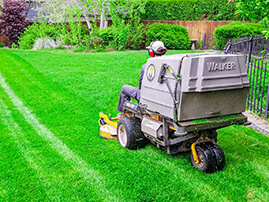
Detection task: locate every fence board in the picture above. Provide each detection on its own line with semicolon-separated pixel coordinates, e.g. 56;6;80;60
141;20;233;41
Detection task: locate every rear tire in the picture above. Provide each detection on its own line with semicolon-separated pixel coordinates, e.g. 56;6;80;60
117;117;148;150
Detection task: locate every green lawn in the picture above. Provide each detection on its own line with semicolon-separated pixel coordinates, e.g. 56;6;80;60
0;49;268;201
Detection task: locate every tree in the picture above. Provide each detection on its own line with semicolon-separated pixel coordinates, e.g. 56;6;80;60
34;0;146;34
0;0;28;46
235;0;269;21
34;0;105;34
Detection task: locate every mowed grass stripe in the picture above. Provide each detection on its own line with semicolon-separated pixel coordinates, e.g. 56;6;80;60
0;85;111;201
0;49;129;201
0;121;48;200
0;72;123;202
0;99;62;200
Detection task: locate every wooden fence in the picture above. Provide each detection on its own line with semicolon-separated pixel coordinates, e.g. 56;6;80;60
141;20;233;42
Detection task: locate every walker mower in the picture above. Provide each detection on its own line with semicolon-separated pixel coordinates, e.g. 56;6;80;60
99;52;249;173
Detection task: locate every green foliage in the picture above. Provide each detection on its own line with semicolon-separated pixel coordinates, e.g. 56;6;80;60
99;27;114;46
97;21;146;50
0;43;4;48
106;0;147;50
111;21;130;50
127;22;146;50
198;39;203;49
236;0;269;21
109;0;146;24
214;22;267;49
66;22;90;46
142;0;240;21
18;22;91;49
90;36;107;52
73;46;90;52
18;22;62;49
11;43;18;49
146;23;190;50
259;17;269;39
259;17;269;28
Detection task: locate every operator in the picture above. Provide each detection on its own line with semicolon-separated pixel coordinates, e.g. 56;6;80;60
117;40;167;119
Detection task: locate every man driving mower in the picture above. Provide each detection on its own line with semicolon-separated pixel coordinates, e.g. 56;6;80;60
117;41;167;119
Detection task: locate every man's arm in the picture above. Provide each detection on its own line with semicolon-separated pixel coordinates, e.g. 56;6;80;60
139;64;146;89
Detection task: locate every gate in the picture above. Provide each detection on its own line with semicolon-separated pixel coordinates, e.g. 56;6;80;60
224;35;269;120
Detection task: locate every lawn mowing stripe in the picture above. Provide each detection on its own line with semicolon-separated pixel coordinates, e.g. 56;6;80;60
0;183;7;200
0;72;122;202
0;99;61;201
0;86;111;201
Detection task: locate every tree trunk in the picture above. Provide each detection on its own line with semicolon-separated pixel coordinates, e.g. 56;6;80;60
86;20;92;35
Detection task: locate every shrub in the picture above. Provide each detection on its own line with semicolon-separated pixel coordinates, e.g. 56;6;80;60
89;36;104;50
99;27;114;46
0;0;28;47
98;22;146;50
214;22;267;49
18;22;62;49
111;22;131;50
0;43;4;48
127;22;146;50
146;23;190;50
18;22;92;49
67;22;90;46
142;0;239;21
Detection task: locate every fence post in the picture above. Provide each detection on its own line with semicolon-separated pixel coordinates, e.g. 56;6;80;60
265;83;269;120
202;33;206;50
248;35;253;63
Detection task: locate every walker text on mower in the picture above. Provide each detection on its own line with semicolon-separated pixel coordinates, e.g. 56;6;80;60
99;52;249;173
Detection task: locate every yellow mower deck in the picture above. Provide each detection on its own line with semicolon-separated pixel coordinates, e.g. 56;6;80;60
98;112;118;140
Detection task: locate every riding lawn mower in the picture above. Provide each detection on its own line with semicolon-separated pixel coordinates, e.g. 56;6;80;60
99;52;249;173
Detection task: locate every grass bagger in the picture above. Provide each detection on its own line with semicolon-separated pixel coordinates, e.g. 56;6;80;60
99;52;250;173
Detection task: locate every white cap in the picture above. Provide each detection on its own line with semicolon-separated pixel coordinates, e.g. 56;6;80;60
146;41;166;55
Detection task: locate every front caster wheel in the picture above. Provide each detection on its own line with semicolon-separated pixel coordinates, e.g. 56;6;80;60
117;117;148;150
190;143;225;173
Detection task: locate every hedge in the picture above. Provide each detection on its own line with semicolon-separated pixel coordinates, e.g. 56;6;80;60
214;22;267;49
146;23;190;50
141;0;240;21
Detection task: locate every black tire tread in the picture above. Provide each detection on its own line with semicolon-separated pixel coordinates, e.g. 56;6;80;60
209;143;225;171
117;117;148;150
190;143;218;173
